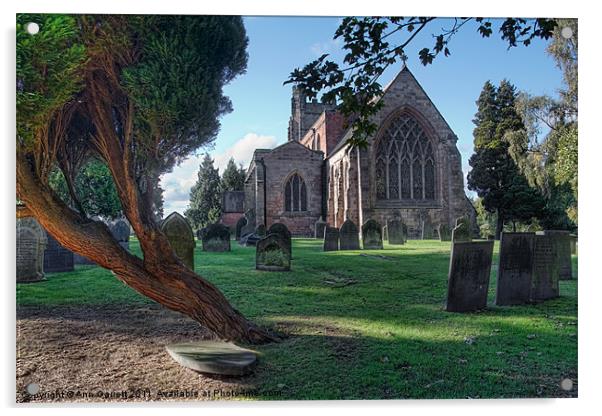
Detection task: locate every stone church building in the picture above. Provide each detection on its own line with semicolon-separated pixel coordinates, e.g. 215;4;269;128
244;66;476;237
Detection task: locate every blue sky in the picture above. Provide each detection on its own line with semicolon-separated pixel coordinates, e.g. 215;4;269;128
160;16;564;214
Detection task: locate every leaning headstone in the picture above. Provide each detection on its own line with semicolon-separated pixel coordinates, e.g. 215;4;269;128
438;224;451;242
256;234;291;271
43;232;74;273
202;223;231;252
538;230;572;280
268;223;292;257
362;219;383;250
110;219;130;251
160;212;196;270
445;240;494;312
235;216;247;241
495;232;535;306
314;217;327;239
339;219;360;250
255;224;267;238
530;233;561;301
166;341;257;376
240;209;256;238
451;216;472;242
17;218;48;282
323;226;339;251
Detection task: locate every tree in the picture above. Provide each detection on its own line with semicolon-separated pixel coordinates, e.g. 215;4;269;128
185;154;222;230
221;157;246;191
16;14;275;343
285;17;557;148
467;80;544;239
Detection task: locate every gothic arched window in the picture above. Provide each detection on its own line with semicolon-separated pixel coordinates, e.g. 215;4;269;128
285;173;308;212
375;112;436;201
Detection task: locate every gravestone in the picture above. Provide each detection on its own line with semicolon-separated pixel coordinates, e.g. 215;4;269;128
268;223;292;257
323;226;339;251
110;219;130;251
314;217;327;239
202;223;231;252
43;232;74;273
339;219;360;250
235;216;247;241
17;218;48;282
438;224;451;242
255;224;267;238
495;232;535;306
386;219;405;245
451;216;472;242
256;234;291;271
160;212;196;270
445;240;494;312
401;223;408;243
530;233;560;301
362;219;383;250
382;224;388;241
240;209;256;238
539;230;572;280
166;341;257;376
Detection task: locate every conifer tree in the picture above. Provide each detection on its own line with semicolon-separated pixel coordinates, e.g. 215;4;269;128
185;154;222;230
220;157;246;191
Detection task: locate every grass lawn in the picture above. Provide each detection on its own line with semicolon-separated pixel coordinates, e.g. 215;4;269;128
17;238;578;400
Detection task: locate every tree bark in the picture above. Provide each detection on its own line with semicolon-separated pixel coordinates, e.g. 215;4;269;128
17;152;278;344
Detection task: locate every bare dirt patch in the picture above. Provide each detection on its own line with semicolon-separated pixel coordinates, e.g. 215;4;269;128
16;304;258;403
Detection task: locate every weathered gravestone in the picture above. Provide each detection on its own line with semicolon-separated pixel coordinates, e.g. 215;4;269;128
166;341;257;376
17;218;48;282
445;240;494;312
451;216;472;242
314;217;327;239
202;223;231;252
256;234;291;271
323;226;339;251
362;219;383;250
110;219;130;251
268;223;292;257
235;216;247;241
160;212;195;270
495;232;535;306
530;233;561;301
538;230;572;280
255;224;267;238
240;209;256;238
438;224;451;242
339;219;360;250
43;232;74;273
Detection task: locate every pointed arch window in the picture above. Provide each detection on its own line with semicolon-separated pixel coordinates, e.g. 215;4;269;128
285;173;308;212
375;112;436;201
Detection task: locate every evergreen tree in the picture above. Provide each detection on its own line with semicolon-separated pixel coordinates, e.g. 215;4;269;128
468;80;545;239
185;154;222;230
220;157;246;191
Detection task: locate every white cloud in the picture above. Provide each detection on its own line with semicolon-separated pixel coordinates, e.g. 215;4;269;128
310;37;343;57
160;133;280;215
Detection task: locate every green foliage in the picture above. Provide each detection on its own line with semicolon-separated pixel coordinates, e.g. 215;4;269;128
185;154;222;230
286;17;556;148
221;157;246;191
48;158;123;219
18;238;577;399
16;14;86;148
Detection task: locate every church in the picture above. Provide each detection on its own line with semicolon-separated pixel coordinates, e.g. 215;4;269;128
243;66;477;238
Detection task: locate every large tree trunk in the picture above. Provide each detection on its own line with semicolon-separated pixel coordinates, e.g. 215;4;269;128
17;153;278;344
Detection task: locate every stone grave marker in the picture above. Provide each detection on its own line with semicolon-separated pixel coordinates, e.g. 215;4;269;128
202;223;231;252
166;341;257;376
17;217;48;282
235;216;247;241
495;232;535;306
438;224;451;242
240;209;256;238
445;240;494;312
339;219;360;250
314;217;327;239
538;230;572;280
268;223;292;257
362;219;383;250
530;233;561;301
160;212;196;270
110;219;130;251
43;232;74;273
323;226;339;251
256;234;291;271
451;216;472;242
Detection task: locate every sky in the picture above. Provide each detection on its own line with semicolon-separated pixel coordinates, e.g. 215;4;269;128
159;16;564;214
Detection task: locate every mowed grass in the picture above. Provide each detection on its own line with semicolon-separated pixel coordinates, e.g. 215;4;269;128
17;238;578;400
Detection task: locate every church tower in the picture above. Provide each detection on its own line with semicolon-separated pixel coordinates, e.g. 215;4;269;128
287;86;336;142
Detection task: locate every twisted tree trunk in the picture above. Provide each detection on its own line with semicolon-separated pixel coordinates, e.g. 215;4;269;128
17;152;278;344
